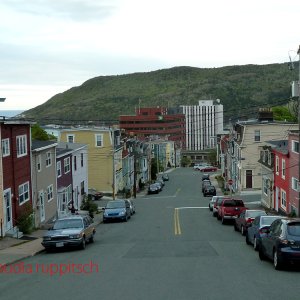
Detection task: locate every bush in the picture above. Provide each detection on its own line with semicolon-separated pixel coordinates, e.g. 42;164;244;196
16;203;34;234
80;195;98;218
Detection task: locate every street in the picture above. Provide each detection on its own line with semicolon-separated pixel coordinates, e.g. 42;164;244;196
1;167;300;300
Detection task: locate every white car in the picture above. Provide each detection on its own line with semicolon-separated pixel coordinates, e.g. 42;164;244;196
209;196;218;211
193;163;208;170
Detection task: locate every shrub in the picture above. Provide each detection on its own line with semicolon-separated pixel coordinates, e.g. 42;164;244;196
16;203;34;234
80;195;98;218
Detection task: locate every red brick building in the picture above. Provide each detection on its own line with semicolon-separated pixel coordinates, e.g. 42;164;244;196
119;107;186;148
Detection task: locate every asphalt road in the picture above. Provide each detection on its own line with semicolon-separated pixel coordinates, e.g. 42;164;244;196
1;168;300;300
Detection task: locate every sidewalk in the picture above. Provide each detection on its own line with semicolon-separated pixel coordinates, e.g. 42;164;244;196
0;211;103;267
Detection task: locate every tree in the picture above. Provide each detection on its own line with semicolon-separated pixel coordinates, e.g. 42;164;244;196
181;156;191;167
31;124;57;140
272;106;297;122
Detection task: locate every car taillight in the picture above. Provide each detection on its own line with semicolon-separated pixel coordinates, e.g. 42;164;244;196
246;218;254;223
279;238;295;245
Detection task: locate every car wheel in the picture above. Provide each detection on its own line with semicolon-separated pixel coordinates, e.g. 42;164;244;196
259;247;266;261
246;233;251;245
254;237;259;251
234;222;238;231
124;215;128;222
241;226;246;236
80;237;86;250
89;234;94;243
273;250;283;270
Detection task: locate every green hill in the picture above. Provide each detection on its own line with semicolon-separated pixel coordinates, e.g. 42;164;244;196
22;64;298;124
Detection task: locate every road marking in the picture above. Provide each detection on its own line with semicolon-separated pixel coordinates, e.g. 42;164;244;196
174;188;181;196
177;207;208;209
174;208;181;235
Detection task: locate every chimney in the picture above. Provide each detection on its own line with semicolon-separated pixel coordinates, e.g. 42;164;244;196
258;108;273;122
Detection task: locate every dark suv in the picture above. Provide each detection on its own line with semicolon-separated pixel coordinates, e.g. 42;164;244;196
203;185;216;197
259;218;300;270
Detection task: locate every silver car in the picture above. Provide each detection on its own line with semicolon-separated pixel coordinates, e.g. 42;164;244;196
41;215;95;251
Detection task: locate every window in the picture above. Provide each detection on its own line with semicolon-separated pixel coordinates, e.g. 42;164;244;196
292;177;298;191
2;138;10;157
16;135;27;157
64;157;70;174
37;154;42;172
254;130;260;142
292;140;299;153
263;177;268;195
282;159;286;178
67;135;74;143
47;184;53;202
267;152;271;165
46;151;52;167
281;190;286;208
275;156;279;174
95;134;103;147
57;161;62;177
19;182;29;205
74;156;77;171
81;153;84;167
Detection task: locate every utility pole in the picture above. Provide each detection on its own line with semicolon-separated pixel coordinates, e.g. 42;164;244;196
297;45;300;217
112;128;115;200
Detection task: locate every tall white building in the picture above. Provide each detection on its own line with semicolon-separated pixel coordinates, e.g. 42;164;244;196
180;100;223;151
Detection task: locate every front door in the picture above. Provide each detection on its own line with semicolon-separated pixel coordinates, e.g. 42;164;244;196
3;189;13;232
39;191;45;222
246;170;252;188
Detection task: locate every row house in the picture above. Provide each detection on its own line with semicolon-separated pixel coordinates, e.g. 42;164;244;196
57;142;88;212
31;140;58;228
59;127;123;196
1;119;32;237
226;109;298;193
259;131;299;216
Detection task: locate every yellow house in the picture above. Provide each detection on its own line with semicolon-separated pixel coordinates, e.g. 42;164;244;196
59;128;123;195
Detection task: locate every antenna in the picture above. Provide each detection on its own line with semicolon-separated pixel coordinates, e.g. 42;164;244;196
288;54;295;70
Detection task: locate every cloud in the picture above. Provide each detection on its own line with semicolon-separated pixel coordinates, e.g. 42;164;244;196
1;0;118;22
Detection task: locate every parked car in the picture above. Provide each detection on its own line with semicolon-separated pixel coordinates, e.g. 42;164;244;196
156;178;165;187
203;185;216;197
148;183;159;194
162;173;169;181
201;173;210;181
127;199;136;215
217;198;247;224
234;209;267;235
213;196;229;217
246;215;285;250
103;199;131;222
194;163;209;170
202;179;212;192
259;218;300;270
88;188;103;200
41;215;95;251
209;196;219;211
154;181;163;191
199;166;218;172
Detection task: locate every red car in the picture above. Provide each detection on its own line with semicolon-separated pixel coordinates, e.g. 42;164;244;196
199;166;218;172
234;209;267;235
217;198;247;224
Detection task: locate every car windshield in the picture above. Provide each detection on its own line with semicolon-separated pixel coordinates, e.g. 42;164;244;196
53;219;83;230
106;201;125;209
223;200;244;207
261;216;281;226
287;223;300;236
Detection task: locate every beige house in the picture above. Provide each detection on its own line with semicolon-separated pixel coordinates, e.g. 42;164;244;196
59;127;123;195
227;113;298;193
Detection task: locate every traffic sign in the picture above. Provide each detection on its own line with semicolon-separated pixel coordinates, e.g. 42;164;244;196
228;179;233;185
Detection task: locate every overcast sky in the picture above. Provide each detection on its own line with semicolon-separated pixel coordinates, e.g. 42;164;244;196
0;0;299;111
